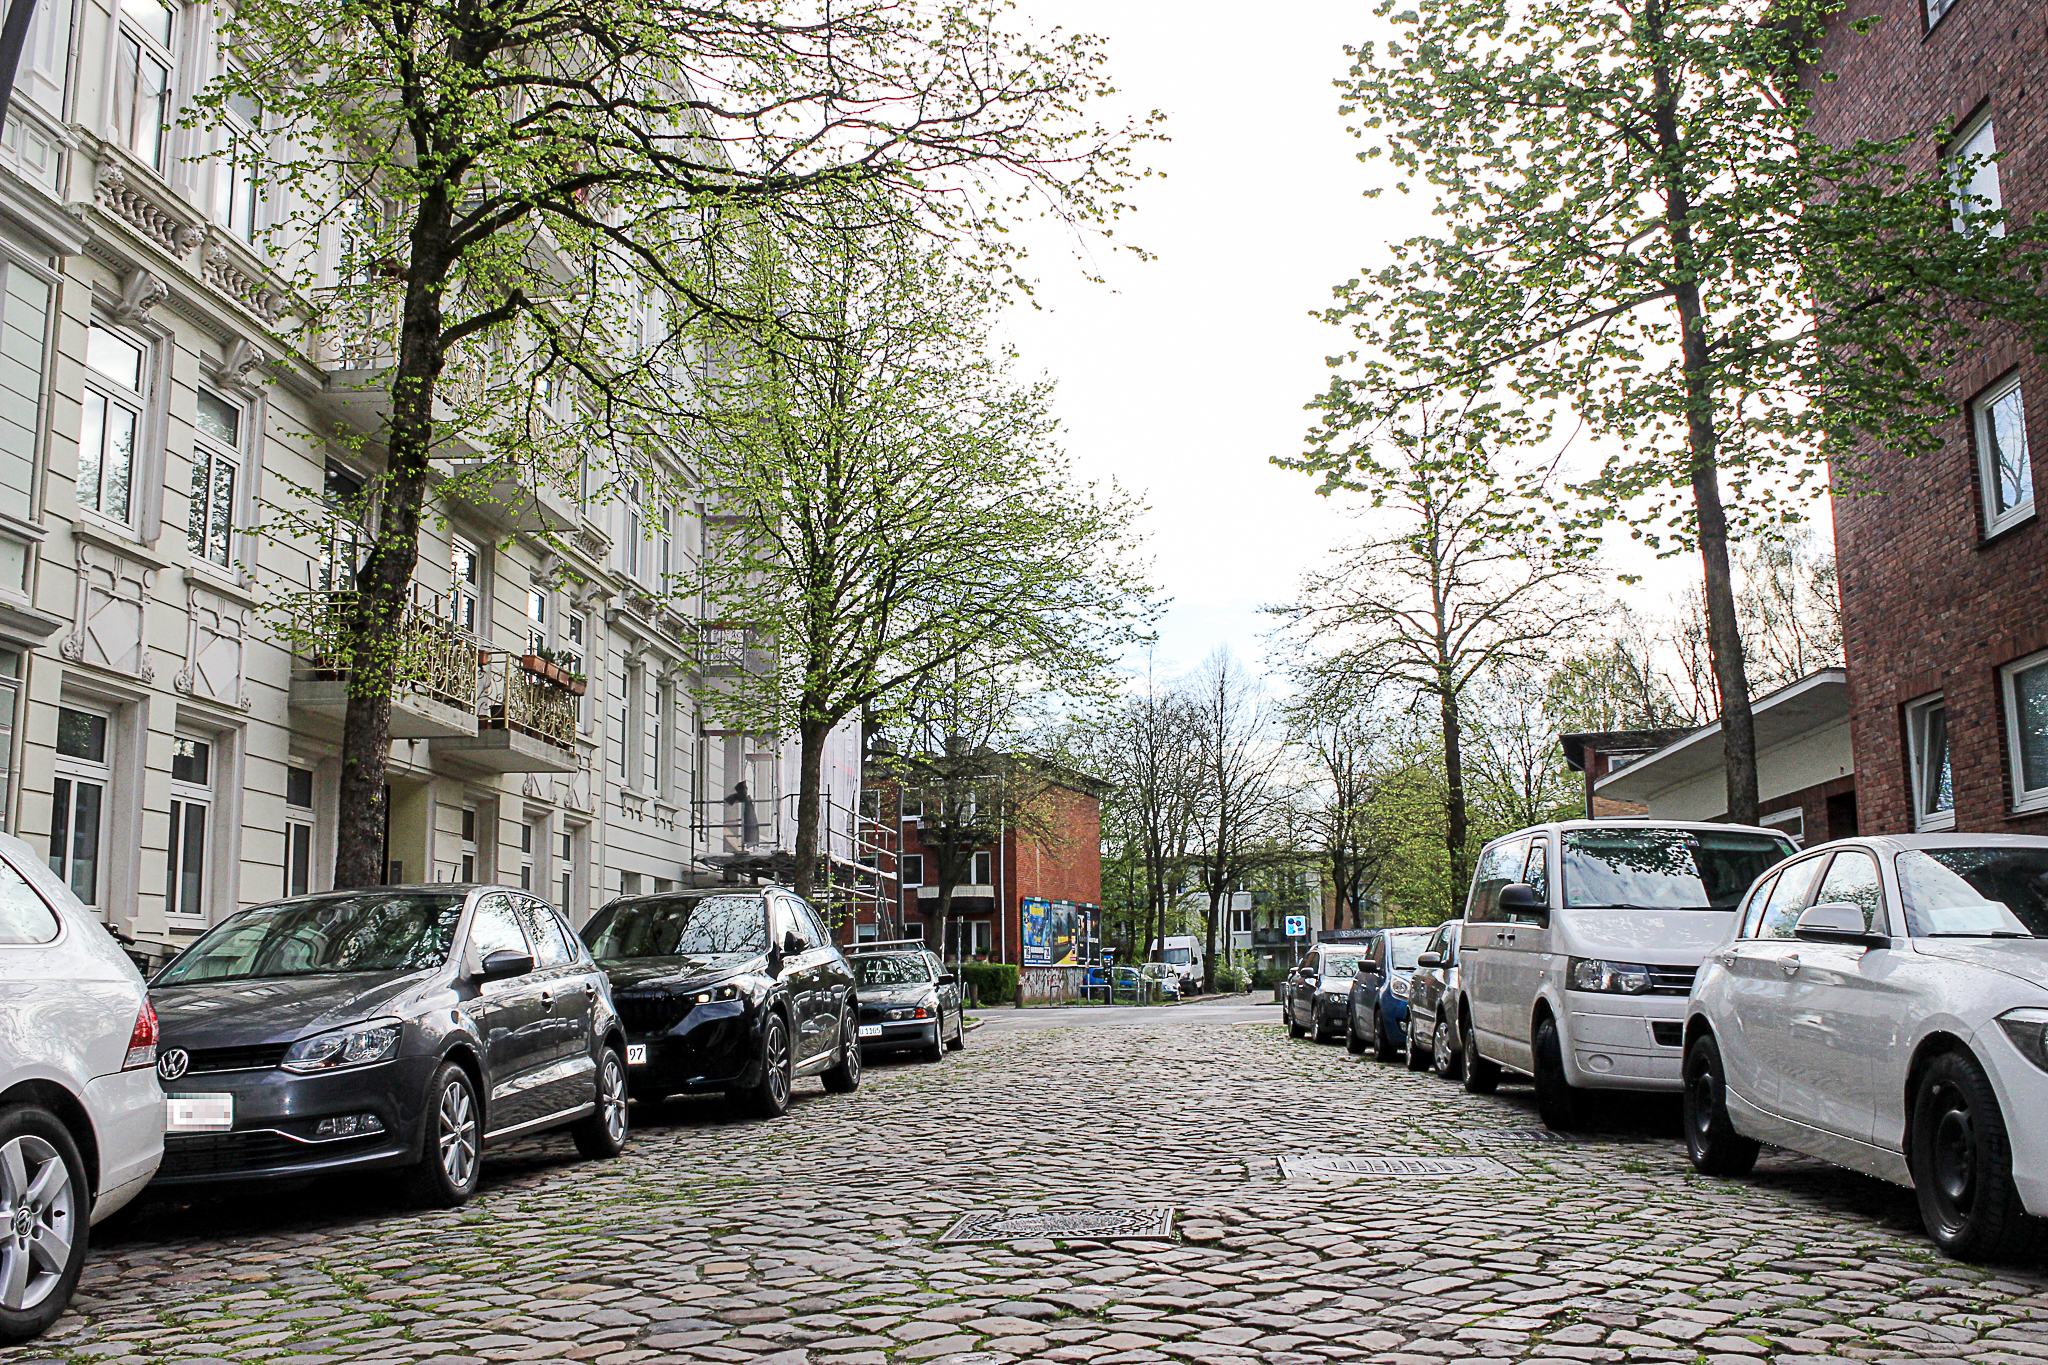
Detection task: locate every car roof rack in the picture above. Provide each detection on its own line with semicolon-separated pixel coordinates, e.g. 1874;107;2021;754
845;938;930;954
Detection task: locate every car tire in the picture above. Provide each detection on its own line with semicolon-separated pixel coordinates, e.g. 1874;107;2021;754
821;1003;864;1093
1374;1005;1399;1062
1910;1050;2038;1262
1286;1000;1305;1039
403;1062;483;1209
1433;1011;1464;1081
1461;1012;1500;1094
1344;1005;1367;1055
0;1104;90;1345
1405;1020;1430;1072
737;1009;794;1118
945;1009;965;1051
1533;1014;1590;1132
921;1014;946;1062
572;1047;630;1159
1682;1032;1759;1177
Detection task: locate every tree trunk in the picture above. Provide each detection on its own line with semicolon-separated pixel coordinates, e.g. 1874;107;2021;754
1439;683;1469;913
792;715;830;902
1202;881;1221;993
332;203;452;890
933;879;954;965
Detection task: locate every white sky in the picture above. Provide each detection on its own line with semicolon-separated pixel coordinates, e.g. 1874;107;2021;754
990;0;1770;687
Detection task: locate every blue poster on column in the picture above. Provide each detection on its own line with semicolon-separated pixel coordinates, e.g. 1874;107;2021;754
1022;897;1051;965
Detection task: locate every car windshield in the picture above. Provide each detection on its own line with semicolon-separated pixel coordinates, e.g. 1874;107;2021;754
154;892;465;984
1896;847;2048;937
584;894;767;959
856;953;933;985
1388;933;1430;970
1562;829;1791;911
1161;947;1190;964
1320;951;1368;978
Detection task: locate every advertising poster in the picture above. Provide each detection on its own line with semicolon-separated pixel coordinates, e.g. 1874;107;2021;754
1048;900;1077;965
1021;897;1051;965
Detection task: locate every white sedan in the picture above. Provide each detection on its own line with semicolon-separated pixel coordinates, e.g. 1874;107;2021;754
0;833;163;1341
1684;833;2048;1260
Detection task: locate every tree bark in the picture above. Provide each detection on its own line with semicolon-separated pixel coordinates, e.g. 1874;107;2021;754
1439;681;1469;913
1202;882;1220;994
792;714;830;903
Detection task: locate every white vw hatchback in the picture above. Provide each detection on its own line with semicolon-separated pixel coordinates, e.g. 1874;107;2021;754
0;832;163;1341
1686;834;2048;1261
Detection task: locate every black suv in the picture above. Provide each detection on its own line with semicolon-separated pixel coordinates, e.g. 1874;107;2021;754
149;885;629;1206
583;885;860;1117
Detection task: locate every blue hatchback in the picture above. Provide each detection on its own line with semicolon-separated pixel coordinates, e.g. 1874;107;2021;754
1345;927;1436;1063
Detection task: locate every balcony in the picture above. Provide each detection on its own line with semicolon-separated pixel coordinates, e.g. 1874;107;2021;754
441;459;580;536
286;593;479;739
434;653;582;773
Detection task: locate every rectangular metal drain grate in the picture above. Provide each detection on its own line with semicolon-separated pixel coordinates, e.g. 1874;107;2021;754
1453;1126;1578;1145
1274;1154;1513;1179
938;1207;1176;1244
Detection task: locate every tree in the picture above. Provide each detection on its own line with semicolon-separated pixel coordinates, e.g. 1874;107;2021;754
1316;0;2048;826
1465;666;1585;833
214;0;1158;888
1186;650;1286;994
1280;688;1399;931
692;203;1146;902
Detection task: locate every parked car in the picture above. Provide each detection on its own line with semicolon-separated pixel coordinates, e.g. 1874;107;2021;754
1685;833;2048;1261
1283;941;1374;1042
1344;927;1433;1063
1458;820;1795;1129
1139;961;1184;1000
150;885;628;1208
0;833;162;1343
1404;920;1467;1078
848;946;964;1061
585;885;860;1116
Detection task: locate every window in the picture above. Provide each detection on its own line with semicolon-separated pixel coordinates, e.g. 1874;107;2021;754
518;820;534;890
468;893;528;962
113;0;175;173
1522;840;1549;904
284;764;314;898
901;787;923;821
188;389;241;567
654;677;673;799
166;735;212;920
556;827;578;916
970;850;993;886
1761;807;1806;848
901;853;923;886
659;507;674;585
320;462;364;590
620;869;641;898
213;72;262;240
621;480;641;579
1926;0;1954;26
1464;838;1526;923
1907;694;1955;830
0;652;22;833
79;322;146;525
1949;111;2003;235
0;859;56;944
515;896;579;966
1748;855;1825;939
2002;650;2048;813
1813;850;1886;934
524;587;546;654
456;805;477;882
449;537;481;634
49;706;109;908
1974;374;2033;536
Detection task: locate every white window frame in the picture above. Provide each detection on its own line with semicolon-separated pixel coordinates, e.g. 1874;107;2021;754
518;818;534;891
79;320;150;528
654;675;673;800
1760;806;1806;848
320;460;365;590
448;535;482;636
1948;109;2003;236
188;386;243;568
2002;650;2048;814
112;0;177;174
212;66;263;240
284;764;315;898
556;824;582;920
969;849;993;887
1974;372;2034;537
620;480;641;580
50;705;112;911
1906;693;1957;831
165;731;215;924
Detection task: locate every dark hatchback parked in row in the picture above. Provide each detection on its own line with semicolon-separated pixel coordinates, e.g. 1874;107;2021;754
149;885;630;1206
583;885;862;1117
849;946;965;1060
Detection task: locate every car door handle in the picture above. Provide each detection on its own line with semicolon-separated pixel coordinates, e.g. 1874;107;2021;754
540;989;555;1009
584;982;597;998
1717;952;1736;968
1779;955;1801;977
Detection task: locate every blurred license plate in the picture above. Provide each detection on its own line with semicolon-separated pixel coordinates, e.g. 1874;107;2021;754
165;1093;233;1132
857;1025;882;1039
626;1045;648;1066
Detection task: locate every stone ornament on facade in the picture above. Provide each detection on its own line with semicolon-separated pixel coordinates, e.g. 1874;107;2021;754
90;160;206;259
202;337;269;398
63;538;156;681
202;243;286;324
172;582;253;710
109;267;167;324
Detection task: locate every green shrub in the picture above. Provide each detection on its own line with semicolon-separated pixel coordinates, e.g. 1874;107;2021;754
958;962;1018;1006
1250;967;1286;990
1213;966;1247;995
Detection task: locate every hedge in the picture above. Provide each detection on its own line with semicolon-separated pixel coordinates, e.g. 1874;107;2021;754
958;962;1018;1006
1213;966;1247;994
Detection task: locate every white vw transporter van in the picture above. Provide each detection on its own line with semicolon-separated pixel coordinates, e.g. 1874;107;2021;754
1458;820;1795;1129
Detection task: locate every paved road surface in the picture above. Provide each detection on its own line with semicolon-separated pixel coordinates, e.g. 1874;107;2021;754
970;999;1271;1033
11;1012;2048;1364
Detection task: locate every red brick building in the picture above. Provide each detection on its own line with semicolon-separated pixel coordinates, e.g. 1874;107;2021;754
859;760;1105;964
1806;0;2048;836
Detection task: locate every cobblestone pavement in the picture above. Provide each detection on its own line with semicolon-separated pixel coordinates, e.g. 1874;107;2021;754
12;1011;2048;1365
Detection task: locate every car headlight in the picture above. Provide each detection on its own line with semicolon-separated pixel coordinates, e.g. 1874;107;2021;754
688;983;741;1006
282;1019;403;1073
1999;1008;2048;1073
1390;976;1411;1000
1568;959;1653;995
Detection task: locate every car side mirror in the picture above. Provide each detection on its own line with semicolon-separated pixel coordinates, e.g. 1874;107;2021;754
1417;952;1442;969
1794;902;1887;947
782;929;805;956
479;949;534;982
1498;883;1547;921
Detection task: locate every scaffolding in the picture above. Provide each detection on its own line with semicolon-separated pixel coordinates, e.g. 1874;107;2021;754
688;786;900;944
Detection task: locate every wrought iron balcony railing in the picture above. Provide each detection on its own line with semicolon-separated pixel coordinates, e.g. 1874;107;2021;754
480;653;578;752
288;591;480;712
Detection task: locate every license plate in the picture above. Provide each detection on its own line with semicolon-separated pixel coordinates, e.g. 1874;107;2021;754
857;1024;882;1039
165;1093;233;1133
626;1044;648;1066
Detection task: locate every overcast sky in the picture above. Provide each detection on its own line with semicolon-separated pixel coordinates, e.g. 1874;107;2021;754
990;0;1755;690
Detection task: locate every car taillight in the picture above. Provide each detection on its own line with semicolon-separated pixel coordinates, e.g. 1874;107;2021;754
123;999;158;1070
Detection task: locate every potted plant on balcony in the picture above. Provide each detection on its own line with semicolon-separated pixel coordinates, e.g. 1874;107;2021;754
520;646;588;696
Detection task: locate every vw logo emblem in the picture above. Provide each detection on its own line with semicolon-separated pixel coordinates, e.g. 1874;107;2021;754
157;1048;189;1082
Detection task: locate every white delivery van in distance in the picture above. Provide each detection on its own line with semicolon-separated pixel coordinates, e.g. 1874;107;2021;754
1147;935;1204;989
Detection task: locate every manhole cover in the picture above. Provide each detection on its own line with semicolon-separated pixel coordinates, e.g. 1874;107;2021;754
938;1207;1176;1243
1274;1154;1512;1179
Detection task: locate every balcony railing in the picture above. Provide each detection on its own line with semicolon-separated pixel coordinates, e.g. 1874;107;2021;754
481;653;578;752
289;591;480;712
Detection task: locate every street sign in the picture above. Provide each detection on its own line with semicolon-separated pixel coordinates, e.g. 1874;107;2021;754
1285;914;1307;938
1229;930;1251;951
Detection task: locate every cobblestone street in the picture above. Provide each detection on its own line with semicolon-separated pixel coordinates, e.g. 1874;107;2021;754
11;1007;2048;1365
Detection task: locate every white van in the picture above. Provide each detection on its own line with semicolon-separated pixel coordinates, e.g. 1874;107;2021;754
1147;935;1203;989
1457;820;1795;1130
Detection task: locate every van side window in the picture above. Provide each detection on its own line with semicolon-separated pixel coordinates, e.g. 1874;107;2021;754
1466;838;1527;923
1523;841;1549;904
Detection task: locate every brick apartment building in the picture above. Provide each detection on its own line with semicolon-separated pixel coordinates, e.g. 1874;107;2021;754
861;758;1105;964
1806;0;2048;836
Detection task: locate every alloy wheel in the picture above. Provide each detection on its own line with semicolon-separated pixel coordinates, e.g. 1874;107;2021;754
0;1134;76;1313
1433;1017;1452;1074
1931;1082;1978;1217
766;1017;791;1108
843;1010;862;1083
437;1078;479;1191
599;1055;628;1147
1688;1061;1718;1148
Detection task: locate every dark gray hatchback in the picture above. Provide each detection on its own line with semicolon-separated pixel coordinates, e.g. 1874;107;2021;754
149;885;629;1206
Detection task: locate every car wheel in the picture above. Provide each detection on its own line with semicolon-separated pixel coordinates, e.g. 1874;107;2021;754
1405;1018;1430;1072
1433;1011;1464;1081
1533;1014;1589;1131
822;1004;863;1093
1911;1050;2036;1261
403;1062;483;1209
0;1104;89;1345
921;1013;946;1062
572;1047;630;1159
1682;1032;1759;1177
945;1009;965;1051
1344;1003;1367;1055
1461;1011;1499;1094
736;1009;794;1118
1374;1005;1398;1062
1286;999;1305;1039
